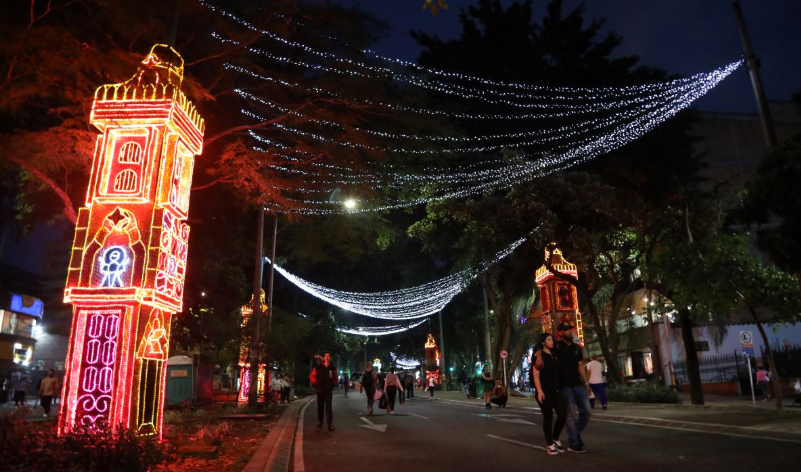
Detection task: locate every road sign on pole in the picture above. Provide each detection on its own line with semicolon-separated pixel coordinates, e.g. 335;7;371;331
500;350;508;359
740;330;755;356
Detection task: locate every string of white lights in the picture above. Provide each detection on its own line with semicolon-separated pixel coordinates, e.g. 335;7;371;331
265;235;528;318
391;352;422;369
336;319;427;336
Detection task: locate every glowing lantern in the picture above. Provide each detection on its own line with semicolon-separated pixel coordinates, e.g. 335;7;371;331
58;45;204;439
533;244;584;346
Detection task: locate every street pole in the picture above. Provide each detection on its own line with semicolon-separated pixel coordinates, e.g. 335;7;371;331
438;309;446;390
266;214;278;332
247;206;265;408
732;1;778;148
746;354;756;404
364;337;367;369
482;275;492;369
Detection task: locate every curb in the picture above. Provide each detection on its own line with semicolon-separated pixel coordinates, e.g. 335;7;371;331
242;398;312;472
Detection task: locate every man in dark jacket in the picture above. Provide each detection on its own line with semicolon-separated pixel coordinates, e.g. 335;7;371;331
310;352;337;431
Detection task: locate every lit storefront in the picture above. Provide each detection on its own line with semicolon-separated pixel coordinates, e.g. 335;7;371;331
0;292;44;370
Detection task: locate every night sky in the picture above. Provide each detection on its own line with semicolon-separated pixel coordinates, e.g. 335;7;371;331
3;0;800;275
341;0;801;113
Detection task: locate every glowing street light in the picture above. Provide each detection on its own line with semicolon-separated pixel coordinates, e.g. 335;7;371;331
343;198;357;210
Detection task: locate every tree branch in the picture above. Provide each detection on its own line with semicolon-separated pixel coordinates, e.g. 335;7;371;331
9;155;77;224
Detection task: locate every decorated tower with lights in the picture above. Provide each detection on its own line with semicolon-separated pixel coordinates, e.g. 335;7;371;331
534;245;584;346
58;45;204;438
237;290;267;403
424;333;441;385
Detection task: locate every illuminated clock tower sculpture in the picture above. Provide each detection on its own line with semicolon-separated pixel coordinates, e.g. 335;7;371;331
534;245;585;346
59;45;204;438
237;290;267;403
424;333;441;385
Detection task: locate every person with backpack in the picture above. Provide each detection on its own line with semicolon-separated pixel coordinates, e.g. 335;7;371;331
405;372;415;400
310;353;336;431
360;364;379;415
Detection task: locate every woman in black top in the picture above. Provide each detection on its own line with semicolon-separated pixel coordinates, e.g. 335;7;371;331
533;333;568;455
481;364;494;409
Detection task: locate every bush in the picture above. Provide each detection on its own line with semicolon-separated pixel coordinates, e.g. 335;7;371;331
194;421;231;446
0;411;171;472
608;382;679;404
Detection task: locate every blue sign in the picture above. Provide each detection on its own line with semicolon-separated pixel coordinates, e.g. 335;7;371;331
9;294;43;318
742;346;755;356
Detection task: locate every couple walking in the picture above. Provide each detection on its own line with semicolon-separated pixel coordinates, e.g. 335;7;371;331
532;322;592;455
360;364;404;415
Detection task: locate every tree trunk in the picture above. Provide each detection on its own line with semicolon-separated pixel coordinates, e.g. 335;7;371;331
749;307;783;409
678;308;704;405
580;291;623;384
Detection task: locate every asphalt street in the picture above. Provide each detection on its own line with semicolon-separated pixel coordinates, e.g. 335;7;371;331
298;390;799;472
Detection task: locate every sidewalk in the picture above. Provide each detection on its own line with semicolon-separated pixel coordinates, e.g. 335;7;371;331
434;389;801;441
0;397;58;423
242;396;312;472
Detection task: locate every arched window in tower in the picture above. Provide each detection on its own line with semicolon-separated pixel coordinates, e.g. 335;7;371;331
118;142;142;164
114;169;138;192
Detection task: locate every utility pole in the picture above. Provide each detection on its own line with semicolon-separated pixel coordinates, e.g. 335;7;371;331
266;215;278;332
733;1;778;148
247;207;265;408
438;309;447;390
482;274;492;369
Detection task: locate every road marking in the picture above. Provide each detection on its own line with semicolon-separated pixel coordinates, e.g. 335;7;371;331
408;413;430;420
471;413;536;425
360;416;388;432
487;434;548;452
597;418;801;444
294;400;312;472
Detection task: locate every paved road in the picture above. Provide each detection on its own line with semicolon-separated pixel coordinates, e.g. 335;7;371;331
298;391;798;472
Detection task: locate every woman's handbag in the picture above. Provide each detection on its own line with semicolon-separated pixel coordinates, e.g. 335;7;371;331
378;393;388;409
374;389;383;401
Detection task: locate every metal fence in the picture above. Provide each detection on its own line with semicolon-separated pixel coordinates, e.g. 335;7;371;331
672;351;747;386
761;343;801;378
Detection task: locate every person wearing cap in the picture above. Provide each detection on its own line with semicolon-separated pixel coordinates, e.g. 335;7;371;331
536;322;592;453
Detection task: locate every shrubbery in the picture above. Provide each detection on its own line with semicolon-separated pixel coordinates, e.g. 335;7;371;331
608;382;679;403
0;410;170;472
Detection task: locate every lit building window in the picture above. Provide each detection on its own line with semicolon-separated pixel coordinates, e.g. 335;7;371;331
113;169;138;192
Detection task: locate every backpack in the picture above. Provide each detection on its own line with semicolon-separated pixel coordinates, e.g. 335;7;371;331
362;371;374;389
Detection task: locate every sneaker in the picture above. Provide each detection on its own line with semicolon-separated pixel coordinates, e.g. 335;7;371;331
368;406;373;415
43;414;48;418
553;440;565;453
546;444;559;456
328;425;335;432
602;405;607;410
568;445;586;454
316;423;322;430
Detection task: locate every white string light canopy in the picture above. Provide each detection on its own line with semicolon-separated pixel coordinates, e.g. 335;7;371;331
266;235;527;320
336;319;427;337
391;352;422;369
198;0;745;215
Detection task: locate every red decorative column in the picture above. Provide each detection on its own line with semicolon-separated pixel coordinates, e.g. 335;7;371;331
59;45;204;438
534;245;585;346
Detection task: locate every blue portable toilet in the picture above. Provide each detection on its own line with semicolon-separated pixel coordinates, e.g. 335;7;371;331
166;355;194;405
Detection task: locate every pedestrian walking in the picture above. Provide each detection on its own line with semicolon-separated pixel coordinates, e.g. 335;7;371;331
490;380;508;408
38;369;59;417
532;333;568;455
405;372;415;400
342;371;350;398
586;355;607;410
384;369;405;414
310;353;336;431
481;364;494;409
283;374;293;403
552;322;591;453
756;365;770;401
360;364;379;415
270;372;283;403
13;375;28;407
427;374;436;399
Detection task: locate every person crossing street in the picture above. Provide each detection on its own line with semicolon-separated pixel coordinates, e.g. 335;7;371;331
310;353;337;431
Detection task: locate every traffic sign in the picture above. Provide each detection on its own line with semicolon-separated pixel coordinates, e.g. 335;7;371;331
742;346;755;356
740;331;753;344
500;350;508;359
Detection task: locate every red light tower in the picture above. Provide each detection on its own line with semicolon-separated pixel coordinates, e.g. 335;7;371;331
238;290;267;403
424;333;441;385
534;245;585;346
58;45;204;438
